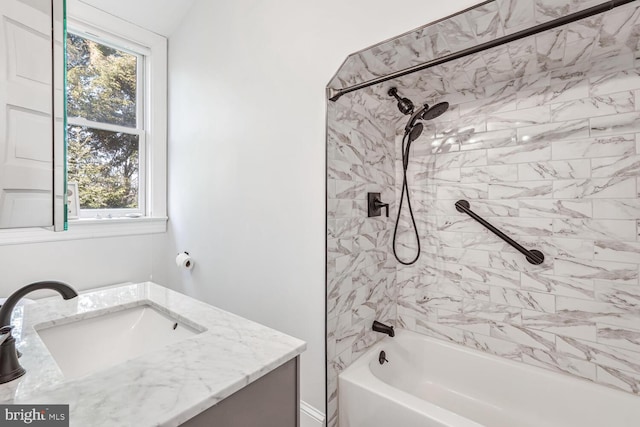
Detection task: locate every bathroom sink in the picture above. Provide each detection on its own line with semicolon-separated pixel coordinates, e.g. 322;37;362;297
35;304;201;379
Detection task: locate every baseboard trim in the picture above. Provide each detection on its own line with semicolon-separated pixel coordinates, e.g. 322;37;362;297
300;400;325;426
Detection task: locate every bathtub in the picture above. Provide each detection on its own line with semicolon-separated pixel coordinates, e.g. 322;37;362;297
339;329;640;427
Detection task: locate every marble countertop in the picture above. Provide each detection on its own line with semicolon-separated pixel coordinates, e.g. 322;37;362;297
0;282;306;426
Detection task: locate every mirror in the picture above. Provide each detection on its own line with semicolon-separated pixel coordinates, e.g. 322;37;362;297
0;0;65;230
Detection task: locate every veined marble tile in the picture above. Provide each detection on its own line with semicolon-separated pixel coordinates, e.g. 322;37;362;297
555;257;638;284
462;231;511;252
437;247;490;267
327;199;354;219
592;155;640;178
522;309;596;341
463;199;520;217
595;240;640;264
328;238;352;261
437;215;479;233
592;199;640;219
551;92;635;122
490;286;556;313
517;119;589;143
436;182;488;200
558;335;640;375
434;149;487;169
488;250;553;274
462;265;521;289
462;330;522;359
590;112;640;137
536;28;566;67
520;236;594;261
594;280;640;312
437;309;492;335
486;106;551;131
471;10;504;44
459;129;517;151
414;317;466;344
491;322;556;351
557;295;640;330
460;164;519;183
333;180;367;200
552;134;635;160
597;365;640;394
438;281;491;302
554;218;636;242
487;142;551;165
562;37;596;68
590;70;640;96
507;37;536;59
517;79;588;109
521;347;597;381
518;199;592;219
522;273;594;299
519;159;590;180
597;325;640;353
489;181;553;199
463;299;522;324
553;177;636;199
460;92;516;117
497;0;536;32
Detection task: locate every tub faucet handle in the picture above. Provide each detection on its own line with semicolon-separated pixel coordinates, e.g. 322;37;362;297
378;350;389;365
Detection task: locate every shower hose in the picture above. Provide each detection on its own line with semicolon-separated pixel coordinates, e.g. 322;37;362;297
392;129;421;265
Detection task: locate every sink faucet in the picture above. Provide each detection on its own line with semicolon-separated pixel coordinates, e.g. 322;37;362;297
0;281;78;384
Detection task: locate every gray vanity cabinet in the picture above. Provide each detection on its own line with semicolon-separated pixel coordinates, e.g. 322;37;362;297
181;357;299;427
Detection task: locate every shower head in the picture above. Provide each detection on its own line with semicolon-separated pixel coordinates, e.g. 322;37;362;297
388;87;414;115
407;122;423;143
421;102;449;120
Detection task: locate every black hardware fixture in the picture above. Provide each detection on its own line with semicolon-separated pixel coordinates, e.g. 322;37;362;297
0;281;78;384
372;320;395;337
368;193;389;218
455;200;545;265
378;350;389;365
389;88;449;266
327;0;636;101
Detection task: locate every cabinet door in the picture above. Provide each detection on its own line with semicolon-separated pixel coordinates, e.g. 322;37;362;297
0;0;52;228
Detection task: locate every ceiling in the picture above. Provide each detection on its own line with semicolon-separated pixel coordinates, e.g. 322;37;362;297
79;0;196;36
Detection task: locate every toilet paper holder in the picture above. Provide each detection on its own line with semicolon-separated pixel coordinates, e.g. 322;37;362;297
176;252;194;270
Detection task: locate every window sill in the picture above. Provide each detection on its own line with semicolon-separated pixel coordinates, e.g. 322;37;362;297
0;217;167;246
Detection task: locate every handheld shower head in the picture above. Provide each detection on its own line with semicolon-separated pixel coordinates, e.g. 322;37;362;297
388;87;414;115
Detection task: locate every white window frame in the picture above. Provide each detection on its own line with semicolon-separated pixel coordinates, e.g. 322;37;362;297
0;0;167;245
66;0;167;225
66;27;147;218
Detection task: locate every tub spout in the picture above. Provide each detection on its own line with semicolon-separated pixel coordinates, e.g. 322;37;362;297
372;320;395;337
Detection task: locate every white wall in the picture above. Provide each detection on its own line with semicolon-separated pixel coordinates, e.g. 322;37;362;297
155;0;480;413
0;235;153;297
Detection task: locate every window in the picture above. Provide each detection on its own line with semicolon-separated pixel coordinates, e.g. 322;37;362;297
64;14;167;226
67;32;145;217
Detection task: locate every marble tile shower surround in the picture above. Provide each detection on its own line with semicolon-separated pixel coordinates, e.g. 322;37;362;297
326;2;640;426
326;88;399;427
329;0;640;93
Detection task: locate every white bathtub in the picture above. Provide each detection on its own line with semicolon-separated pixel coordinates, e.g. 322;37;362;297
339;329;640;427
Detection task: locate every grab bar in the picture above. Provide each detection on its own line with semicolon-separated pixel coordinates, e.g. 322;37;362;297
455;200;544;265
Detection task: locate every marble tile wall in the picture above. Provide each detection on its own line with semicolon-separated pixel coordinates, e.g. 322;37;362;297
326;1;640;426
394;52;640;395
326;89;397;427
329;0;624;91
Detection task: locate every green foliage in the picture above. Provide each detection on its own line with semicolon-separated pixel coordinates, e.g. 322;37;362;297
66;34;139;210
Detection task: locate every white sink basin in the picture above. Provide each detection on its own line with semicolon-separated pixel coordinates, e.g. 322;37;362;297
36;304;201;379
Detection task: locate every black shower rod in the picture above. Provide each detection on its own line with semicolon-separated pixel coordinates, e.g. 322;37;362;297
327;0;636;101
455;200;544;266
